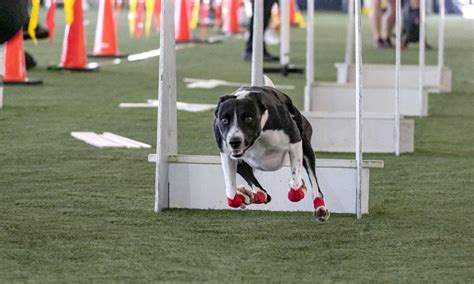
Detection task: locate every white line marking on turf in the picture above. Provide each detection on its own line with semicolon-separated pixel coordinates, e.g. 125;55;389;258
119;101;216;112
71;132;151;148
183;78;295;90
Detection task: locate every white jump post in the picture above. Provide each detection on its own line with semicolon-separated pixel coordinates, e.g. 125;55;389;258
340;0;355;84
304;0;314;111
155;0;177;212
264;0;303;75
354;0;364;219
419;0;426;115
280;0;290;69
437;0;445;86
395;0;401;156
251;0;264;86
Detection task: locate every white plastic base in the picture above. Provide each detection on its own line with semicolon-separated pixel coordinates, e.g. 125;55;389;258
335;63;452;93
310;81;428;117
304;112;415;153
149;154;384;214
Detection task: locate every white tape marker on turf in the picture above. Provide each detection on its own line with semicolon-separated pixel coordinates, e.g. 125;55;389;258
183;78;295;90
71;132;151;148
118;100;216;112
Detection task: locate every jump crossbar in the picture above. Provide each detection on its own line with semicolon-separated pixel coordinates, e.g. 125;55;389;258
148;154;384;169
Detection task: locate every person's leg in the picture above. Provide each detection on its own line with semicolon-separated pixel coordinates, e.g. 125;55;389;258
244;0;279;61
382;0;396;44
263;0;278;59
370;0;382;44
263;0;277;30
244;0;255;55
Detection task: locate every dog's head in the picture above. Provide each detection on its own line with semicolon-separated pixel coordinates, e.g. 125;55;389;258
214;88;267;159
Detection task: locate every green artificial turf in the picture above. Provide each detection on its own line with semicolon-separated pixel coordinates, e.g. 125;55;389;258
1;9;473;282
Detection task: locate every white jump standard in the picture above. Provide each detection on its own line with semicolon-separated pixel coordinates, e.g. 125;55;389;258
336;0;452;93
150;0;383;218
304;0;416;154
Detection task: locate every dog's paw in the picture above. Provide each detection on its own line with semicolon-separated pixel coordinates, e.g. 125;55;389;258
252;189;271;204
313;197;330;223
237;186;253;205
288;180;306;202
226;186;254;209
227;193;250;209
237;187;270;205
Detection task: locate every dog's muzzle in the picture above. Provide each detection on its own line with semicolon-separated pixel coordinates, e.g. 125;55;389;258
228;137;246;158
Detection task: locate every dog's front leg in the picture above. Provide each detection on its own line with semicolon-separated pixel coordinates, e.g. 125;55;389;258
287;141;307;202
220;153;251;208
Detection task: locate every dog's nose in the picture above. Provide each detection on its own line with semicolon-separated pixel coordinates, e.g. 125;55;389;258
229;137;242;149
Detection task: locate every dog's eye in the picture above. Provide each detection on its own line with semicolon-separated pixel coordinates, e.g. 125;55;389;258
244;117;253;123
221;118;229;125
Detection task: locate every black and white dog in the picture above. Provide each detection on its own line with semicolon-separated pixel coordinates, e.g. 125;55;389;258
213;85;330;222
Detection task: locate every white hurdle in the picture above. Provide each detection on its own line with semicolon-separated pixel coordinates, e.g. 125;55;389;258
336;0;452;93
316;0;429;118
150;1;384;216
304;0;415;153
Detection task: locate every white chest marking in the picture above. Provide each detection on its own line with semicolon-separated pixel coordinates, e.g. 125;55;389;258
226;110;243;145
243;130;292;171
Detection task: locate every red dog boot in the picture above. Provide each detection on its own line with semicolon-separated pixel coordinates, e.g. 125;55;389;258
227;187;254;208
288;180;306;202
237;186;270;205
252;190;270;204
313;197;330;222
227;193;246;208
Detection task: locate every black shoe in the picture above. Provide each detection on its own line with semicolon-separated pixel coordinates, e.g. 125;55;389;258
23;24;49;40
25;52;37;70
375;38;393;49
384;37;394;48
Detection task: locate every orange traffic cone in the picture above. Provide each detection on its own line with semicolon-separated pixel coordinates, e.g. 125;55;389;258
153;0;161;32
58;0;98;71
46;0;56;45
223;0;240;34
91;0;125;58
289;0;296;26
3;29;42;85
135;0;145;39
175;0;191;42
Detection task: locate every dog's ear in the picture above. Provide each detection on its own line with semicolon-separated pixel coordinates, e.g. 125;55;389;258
263;75;276;88
214;94;234;117
247;92;267;115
